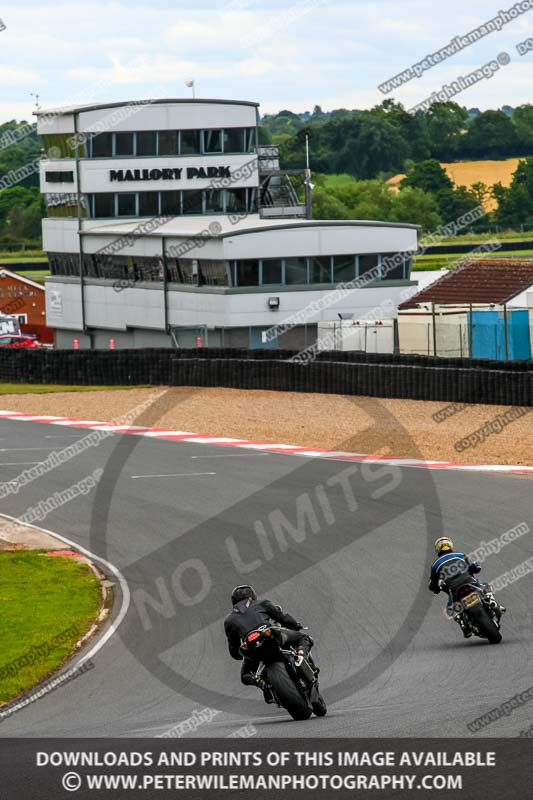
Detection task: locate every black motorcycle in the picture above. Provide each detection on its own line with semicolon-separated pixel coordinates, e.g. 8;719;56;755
450;580;503;644
240;624;327;720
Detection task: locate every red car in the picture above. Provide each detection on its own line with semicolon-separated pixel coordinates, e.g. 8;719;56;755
0;334;41;348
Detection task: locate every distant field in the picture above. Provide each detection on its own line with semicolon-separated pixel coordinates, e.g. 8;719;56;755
441;159;522;210
323;173;358;189
388;158;526;211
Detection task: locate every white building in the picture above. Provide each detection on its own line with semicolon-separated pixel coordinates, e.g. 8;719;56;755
37;99;419;349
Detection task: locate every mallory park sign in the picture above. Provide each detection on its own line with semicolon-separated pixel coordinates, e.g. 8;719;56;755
109;166;231;182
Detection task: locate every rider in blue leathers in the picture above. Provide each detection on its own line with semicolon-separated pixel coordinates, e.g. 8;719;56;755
429;537;505;637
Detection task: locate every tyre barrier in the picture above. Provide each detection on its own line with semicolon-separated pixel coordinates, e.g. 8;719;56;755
170;358;533;406
0;349;532;406
425;239;533;255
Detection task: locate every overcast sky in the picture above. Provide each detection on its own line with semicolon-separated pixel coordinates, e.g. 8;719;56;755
1;0;532;124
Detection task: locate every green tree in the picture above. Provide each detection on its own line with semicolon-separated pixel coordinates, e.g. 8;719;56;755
435;185;483;226
0;185;40;221
470;181;491;207
462;110;519;158
5;202;42;240
371;99;432;161
311;175;442;232
310;105;326;121
311;188;351;219
257;125;272;145
401;159;454;193
390;187;442;231
511;105;533;154
425;102;468;159
331;116;408;178
494;158;533;226
0;121;42;188
401;159;482;226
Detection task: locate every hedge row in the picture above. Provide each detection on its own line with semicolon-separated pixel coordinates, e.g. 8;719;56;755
0;348;531;406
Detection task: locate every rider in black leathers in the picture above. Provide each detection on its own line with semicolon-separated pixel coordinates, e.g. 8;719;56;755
224;585;314;689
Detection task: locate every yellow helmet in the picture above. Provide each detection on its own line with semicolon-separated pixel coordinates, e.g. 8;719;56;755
434;537;453;555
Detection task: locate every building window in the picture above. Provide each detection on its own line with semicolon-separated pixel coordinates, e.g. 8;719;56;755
236;260;259;286
48;252;80;276
139;191;160;216
171;259;196;284
46;192;84;218
183;190;203;215
204;189;224;213
181;130;201;155
285;256;308;285
358;254;379;280
226;188;247;212
42;133;85;158
311;256;332;283
248;187;257;212
137;131;158;156
333;255;355;283
381;252;406;280
45;171;74;183
245;127;256;152
84;126;257;158
93;193;115;217
203;129;223;154
93;254;129;280
117;193;137;216
132;256;163;282
223;128;245;153
199;260;228;286
115;132;135;156
91;133;113;157
158;130;178;156
261;259;283;285
160;191;181;215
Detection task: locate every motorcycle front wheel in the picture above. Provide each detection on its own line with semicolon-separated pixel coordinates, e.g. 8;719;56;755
311;690;327;717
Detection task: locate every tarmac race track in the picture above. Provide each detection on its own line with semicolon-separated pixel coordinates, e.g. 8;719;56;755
0;417;532;738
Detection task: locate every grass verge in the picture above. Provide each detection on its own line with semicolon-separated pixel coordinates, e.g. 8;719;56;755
0;250;46;260
0;551;101;706
0;383;149;395
413;249;533;270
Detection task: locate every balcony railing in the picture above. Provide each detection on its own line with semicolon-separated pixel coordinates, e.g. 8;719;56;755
257;145;280;173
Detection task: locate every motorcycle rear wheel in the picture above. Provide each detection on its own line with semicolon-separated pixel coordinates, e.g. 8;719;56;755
266;662;312;721
471;607;502;644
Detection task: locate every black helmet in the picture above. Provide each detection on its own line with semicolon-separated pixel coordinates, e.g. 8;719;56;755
231;585;257;605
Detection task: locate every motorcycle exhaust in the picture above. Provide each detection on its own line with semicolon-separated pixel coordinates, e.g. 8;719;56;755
295;655;316;683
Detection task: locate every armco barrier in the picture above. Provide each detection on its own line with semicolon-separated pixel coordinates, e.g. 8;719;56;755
0;349;532;406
